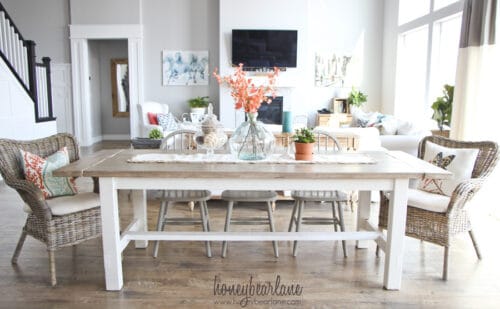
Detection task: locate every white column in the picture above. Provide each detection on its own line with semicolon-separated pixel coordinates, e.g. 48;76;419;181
127;37;143;139
70;38;92;146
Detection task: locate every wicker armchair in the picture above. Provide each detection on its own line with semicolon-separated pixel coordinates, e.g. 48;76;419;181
0;133;101;286
378;136;498;280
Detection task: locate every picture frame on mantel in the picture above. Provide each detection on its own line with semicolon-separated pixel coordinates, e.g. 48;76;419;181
162;50;209;86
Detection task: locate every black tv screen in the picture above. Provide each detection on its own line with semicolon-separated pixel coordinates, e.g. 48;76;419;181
232;29;297;68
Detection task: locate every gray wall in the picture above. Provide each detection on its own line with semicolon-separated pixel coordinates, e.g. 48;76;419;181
2;0;70;63
97;40;130;136
309;0;385;113
141;0;220;117
69;0;141;24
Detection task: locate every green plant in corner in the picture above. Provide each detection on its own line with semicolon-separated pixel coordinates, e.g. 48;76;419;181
148;128;163;139
188;96;210;108
293;128;316;144
431;84;454;131
347;87;367;108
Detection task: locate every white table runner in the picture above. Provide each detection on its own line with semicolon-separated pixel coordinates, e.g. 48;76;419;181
128;153;376;164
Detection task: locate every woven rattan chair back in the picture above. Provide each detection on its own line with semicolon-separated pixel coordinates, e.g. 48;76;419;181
419;135;498;179
0;133;79;220
0;133;102;286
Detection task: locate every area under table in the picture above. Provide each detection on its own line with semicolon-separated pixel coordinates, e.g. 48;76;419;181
55;149;449;291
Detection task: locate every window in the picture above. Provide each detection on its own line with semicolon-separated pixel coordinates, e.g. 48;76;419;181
398;0;430;25
434;0;460;11
394;0;463;120
429;14;462;102
395;27;429;119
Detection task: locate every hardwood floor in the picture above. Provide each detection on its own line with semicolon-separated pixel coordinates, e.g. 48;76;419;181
1;141;500;308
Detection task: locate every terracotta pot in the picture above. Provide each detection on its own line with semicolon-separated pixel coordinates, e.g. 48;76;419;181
294;142;314;161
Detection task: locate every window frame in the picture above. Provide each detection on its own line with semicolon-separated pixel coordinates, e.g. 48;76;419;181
395;0;463;118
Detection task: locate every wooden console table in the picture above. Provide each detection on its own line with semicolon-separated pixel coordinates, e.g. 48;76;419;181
316;113;353;128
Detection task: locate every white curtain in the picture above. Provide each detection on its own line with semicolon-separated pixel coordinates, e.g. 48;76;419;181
451;0;499;141
452;0;500;218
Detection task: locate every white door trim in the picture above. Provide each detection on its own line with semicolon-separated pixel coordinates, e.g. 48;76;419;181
69;24;143;146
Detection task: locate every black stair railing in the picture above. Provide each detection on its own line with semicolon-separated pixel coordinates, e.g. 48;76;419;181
0;1;55;123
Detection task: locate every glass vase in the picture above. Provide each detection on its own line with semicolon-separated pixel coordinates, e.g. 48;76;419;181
229;112;275;160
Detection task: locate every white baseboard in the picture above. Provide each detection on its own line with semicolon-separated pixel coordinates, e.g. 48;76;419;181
89;135;102;145
102;134;131;141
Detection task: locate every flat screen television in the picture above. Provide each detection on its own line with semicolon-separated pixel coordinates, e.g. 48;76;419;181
232;29;297;68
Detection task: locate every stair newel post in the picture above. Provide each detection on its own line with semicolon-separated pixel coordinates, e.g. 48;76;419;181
25;40;38;116
42;57;53;119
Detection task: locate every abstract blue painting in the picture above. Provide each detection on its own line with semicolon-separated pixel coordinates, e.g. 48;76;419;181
162;50;209;86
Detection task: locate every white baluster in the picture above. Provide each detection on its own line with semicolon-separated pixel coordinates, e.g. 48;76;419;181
8;23;16;66
0;13;8;59
13;33;20;75
21;45;28;85
4;18;12;63
36;67;44;118
0;12;5;53
41;67;48;118
41;68;48;117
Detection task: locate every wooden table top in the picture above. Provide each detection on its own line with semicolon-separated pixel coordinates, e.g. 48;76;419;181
54;149;450;180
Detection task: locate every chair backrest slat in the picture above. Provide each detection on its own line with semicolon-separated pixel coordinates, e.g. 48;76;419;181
313;130;342;154
160;129;198;154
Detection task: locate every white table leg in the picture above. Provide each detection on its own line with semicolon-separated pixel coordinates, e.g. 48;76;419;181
384;178;409;290
356;190;371;249
131;189;148;248
99;177;123;291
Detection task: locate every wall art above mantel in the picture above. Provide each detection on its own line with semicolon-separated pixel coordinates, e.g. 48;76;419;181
162;50;209;86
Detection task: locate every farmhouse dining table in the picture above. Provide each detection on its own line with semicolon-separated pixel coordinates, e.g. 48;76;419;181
54;149;449;291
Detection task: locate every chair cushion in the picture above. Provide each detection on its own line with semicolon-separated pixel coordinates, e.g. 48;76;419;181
407;188;450;213
384;189;450;213
418;141;479;196
24;192;100;216
20;147;77;198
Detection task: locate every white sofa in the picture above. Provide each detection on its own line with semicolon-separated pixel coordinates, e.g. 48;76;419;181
137;101;170;137
348;110;432;156
379;134;429;156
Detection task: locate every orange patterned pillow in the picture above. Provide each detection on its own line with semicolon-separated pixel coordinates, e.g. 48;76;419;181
20;147;77;198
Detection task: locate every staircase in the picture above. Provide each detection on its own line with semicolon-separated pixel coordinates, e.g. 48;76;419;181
0;1;55;123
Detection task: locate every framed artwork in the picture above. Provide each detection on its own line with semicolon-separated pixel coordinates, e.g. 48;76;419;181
162;50;209;86
314;52;352;87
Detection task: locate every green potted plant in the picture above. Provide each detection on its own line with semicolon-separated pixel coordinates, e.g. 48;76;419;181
431;84;454;132
347;87;367;111
148;128;163;139
188;96;210;114
293;128;316;161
